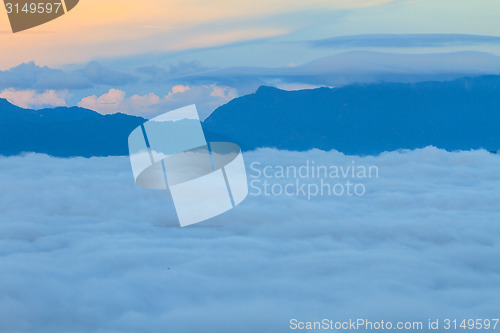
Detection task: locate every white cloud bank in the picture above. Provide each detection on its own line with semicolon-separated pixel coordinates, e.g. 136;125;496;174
0;147;499;332
78;85;237;119
0;89;69;109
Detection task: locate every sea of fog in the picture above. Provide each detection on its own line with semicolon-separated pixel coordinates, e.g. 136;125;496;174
0;147;499;333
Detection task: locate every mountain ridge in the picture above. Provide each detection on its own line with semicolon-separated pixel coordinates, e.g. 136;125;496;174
1;74;499;157
0;100;146;157
204;75;500;154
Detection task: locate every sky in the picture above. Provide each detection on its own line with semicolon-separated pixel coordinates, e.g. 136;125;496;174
1;0;500;117
0;148;499;332
1;3;500;330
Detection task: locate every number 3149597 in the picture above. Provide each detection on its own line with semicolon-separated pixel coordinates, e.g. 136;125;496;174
5;2;62;14
443;319;499;330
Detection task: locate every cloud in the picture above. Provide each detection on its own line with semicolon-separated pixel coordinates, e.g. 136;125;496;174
0;62;137;91
311;34;500;48
180;51;500;90
0;0;398;68
78;88;130;115
137;61;212;82
78;85;238;119
79;61;138;86
0;147;499;332
0;89;69;108
170;85;190;94
0;62;93;90
209;85;237;100
3;50;500;116
3;51;500;119
129;93;161;109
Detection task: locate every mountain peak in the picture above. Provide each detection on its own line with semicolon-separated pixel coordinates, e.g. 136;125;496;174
255;86;282;95
0;98;25;112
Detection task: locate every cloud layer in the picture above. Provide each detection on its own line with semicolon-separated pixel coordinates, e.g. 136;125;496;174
0;0;399;68
2;50;500;118
180;51;500;90
0;147;499;332
0;89;69;108
77;85;236;118
0;62;137;91
311;34;500;48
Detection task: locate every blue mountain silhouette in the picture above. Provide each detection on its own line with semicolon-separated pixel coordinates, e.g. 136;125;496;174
0;99;146;157
204;75;500;154
1;75;499;157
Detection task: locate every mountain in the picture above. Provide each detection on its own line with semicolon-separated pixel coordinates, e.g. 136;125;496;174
203;75;500;154
1;75;500;157
0;99;146;157
0;99;230;157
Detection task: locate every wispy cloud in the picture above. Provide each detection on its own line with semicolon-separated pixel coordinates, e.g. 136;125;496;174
3;51;500;116
176;51;500;91
311;34;500;48
0;0;398;68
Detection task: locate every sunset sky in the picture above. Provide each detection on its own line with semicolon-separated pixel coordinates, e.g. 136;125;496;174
2;0;500;68
1;0;500;117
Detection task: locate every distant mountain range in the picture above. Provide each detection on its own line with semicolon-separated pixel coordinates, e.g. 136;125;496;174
0;99;145;157
204;75;500;154
1;75;499;157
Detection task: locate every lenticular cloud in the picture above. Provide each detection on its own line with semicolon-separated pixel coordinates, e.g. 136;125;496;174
0;147;499;333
